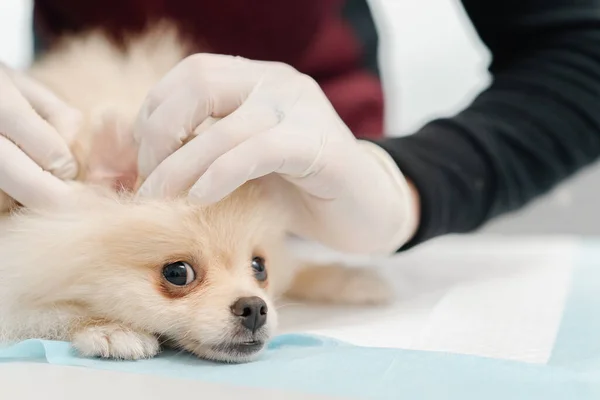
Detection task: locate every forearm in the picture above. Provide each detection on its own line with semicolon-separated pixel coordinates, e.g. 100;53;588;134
374;5;600;251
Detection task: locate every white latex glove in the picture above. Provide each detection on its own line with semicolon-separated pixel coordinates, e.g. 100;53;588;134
0;64;80;210
135;54;419;254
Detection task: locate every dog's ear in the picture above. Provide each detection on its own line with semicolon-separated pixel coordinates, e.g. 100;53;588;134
84;110;139;192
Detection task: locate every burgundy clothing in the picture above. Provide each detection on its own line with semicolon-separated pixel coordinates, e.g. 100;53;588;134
32;0;384;139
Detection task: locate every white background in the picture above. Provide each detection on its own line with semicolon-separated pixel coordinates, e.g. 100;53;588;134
1;0;599;236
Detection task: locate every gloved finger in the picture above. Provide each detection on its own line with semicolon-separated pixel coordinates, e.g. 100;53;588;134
188;125;324;204
141;53;264;117
10;69;82;146
136;102;282;199
135;64;277;179
0;135;74;209
0;72;78;180
135;87;212;179
135;53;263;136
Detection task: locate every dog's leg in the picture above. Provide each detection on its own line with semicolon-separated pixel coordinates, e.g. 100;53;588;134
283;263;394;305
70;319;160;360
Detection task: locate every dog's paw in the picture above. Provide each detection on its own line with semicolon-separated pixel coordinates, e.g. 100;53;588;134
284;263;394;305
72;323;159;360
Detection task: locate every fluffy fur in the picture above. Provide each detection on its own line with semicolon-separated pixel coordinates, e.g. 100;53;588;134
0;24;393;363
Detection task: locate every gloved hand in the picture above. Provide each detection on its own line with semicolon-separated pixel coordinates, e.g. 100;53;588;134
134;54;419;254
0;64;80;210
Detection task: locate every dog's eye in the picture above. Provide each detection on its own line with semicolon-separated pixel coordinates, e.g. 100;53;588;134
162;261;195;286
251;257;267;282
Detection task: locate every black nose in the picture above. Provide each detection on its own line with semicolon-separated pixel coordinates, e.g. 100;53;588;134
230;296;268;333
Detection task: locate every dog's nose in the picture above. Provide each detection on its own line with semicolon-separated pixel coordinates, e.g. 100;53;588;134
230;296;268;332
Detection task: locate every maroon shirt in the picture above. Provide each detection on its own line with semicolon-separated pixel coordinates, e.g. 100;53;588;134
33;0;384;139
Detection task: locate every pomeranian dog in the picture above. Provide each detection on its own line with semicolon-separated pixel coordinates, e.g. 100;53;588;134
0;23;393;363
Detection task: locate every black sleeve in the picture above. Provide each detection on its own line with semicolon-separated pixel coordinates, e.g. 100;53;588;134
374;0;600;251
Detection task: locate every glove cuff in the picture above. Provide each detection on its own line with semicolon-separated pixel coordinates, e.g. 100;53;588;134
357;140;420;254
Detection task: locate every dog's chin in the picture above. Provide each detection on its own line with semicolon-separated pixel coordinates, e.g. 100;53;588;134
182;340;267;363
174;334;270;363
206;340;268;363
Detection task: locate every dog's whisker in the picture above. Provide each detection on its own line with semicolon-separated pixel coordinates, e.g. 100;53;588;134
275;302;303;310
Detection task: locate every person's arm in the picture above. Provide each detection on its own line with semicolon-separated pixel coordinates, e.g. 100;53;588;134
375;0;600;250
131;0;600;255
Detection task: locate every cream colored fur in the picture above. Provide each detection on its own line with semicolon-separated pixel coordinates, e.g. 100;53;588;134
0;25;393;363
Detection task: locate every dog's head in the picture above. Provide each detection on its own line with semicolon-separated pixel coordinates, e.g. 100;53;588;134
92;184;287;362
7;181;288;363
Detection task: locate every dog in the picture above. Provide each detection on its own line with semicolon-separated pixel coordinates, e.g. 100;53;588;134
0;23;393;363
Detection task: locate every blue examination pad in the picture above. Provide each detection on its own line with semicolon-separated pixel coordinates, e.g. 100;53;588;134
1;241;600;399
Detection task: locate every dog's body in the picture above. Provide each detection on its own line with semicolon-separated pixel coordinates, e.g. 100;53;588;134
0;25;392;362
